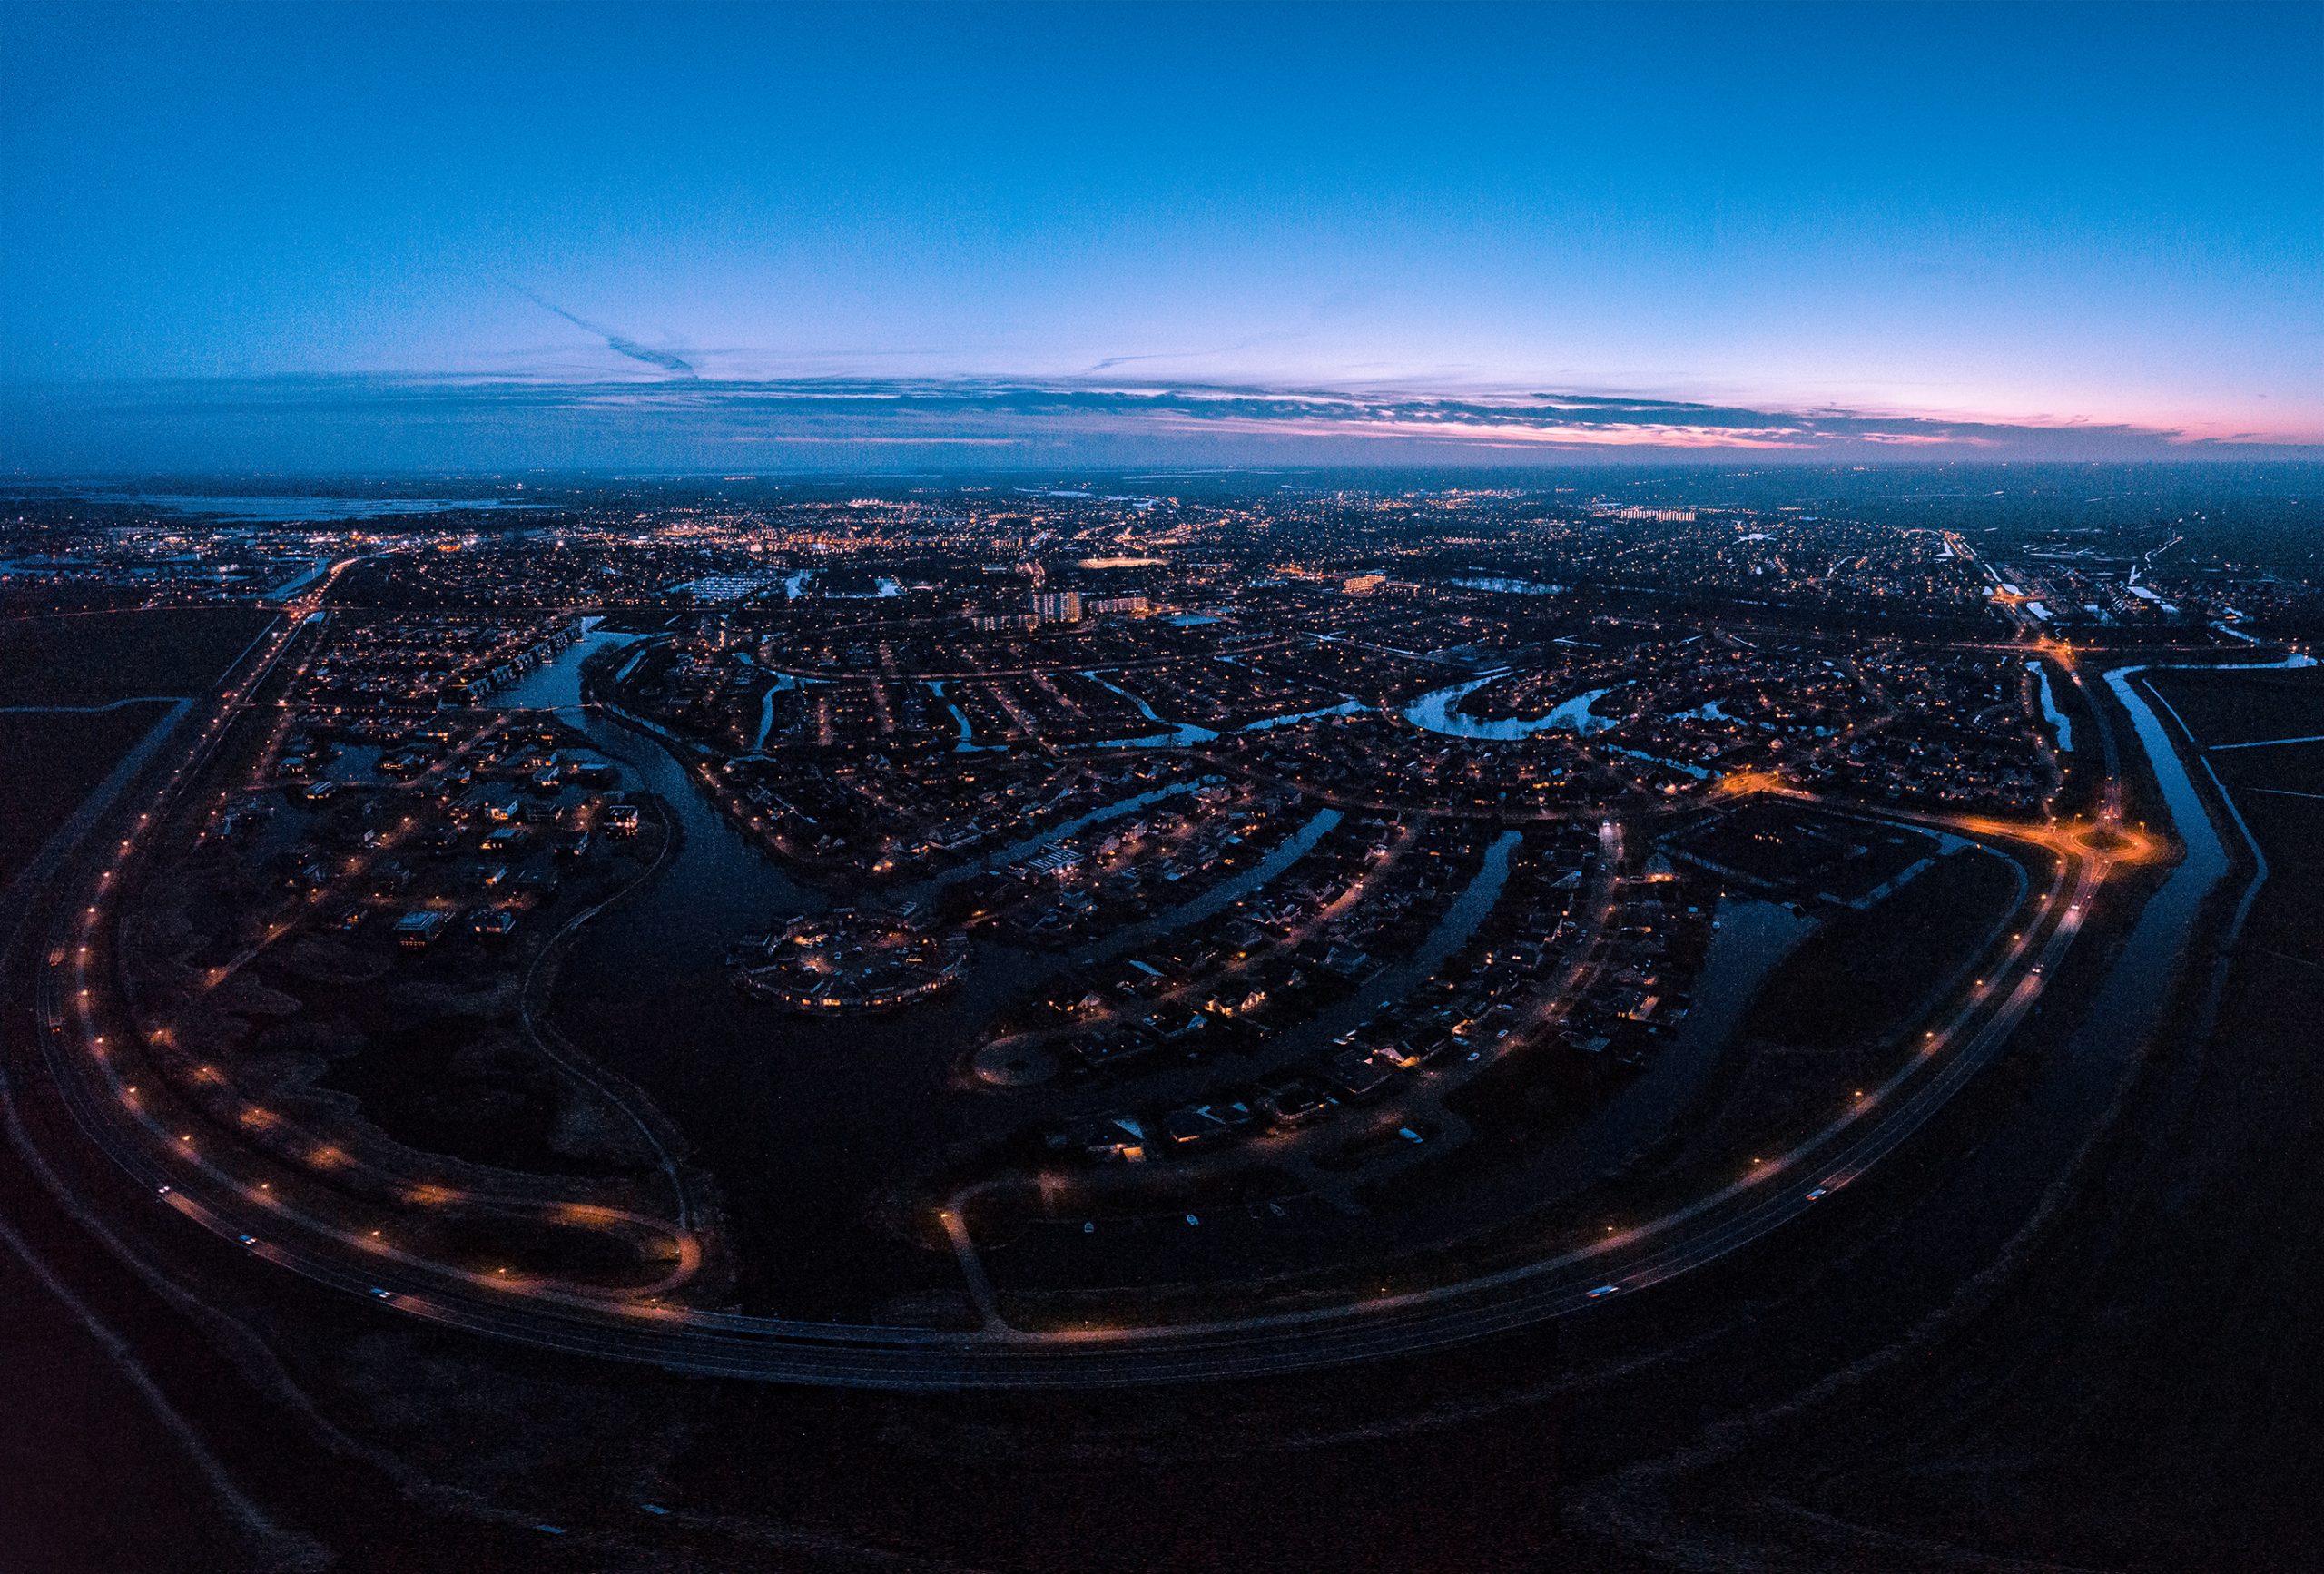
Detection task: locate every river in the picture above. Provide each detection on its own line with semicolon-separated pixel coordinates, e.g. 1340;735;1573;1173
505;614;2282;1323
1529;895;1815;1195
1908;663;2240;1254
2029;659;2074;752
494;617;648;712
536;666;1355;1315
1403;677;1614;742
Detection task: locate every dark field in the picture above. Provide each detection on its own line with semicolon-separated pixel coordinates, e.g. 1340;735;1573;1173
0;605;280;890
316;1014;612;1178
1755;664;2324;1569
0;703;174;891
0;1212;246;1574
1742;845;2023;1051
2154;665;2324;952
2147;663;2324;748
0;605;274;706
1674;801;1937;904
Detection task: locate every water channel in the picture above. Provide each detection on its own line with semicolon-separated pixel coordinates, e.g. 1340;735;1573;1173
492;617;646;712
478;630;1364;1314
486;626;2278;1321
1403;677;1614;741
2029;659;2074;752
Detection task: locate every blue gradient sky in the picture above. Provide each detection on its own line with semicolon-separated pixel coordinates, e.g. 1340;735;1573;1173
3;1;2319;469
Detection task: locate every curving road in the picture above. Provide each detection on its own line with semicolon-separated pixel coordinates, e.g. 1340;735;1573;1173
4;590;2194;1390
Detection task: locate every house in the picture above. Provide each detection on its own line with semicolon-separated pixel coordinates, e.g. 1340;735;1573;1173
469;907;517;940
1324;1048;1398;1102
1049;1117;1147;1165
1161;1101;1258;1148
394;910;448;949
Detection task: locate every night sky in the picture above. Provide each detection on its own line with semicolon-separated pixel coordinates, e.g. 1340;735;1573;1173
4;2;2319;469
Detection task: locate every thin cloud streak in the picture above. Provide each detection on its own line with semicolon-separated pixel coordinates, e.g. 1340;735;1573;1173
1087;329;1315;373
510;288;697;378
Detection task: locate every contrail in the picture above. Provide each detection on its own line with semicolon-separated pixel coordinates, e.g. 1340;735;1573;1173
1087;329;1306;374
514;286;695;376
